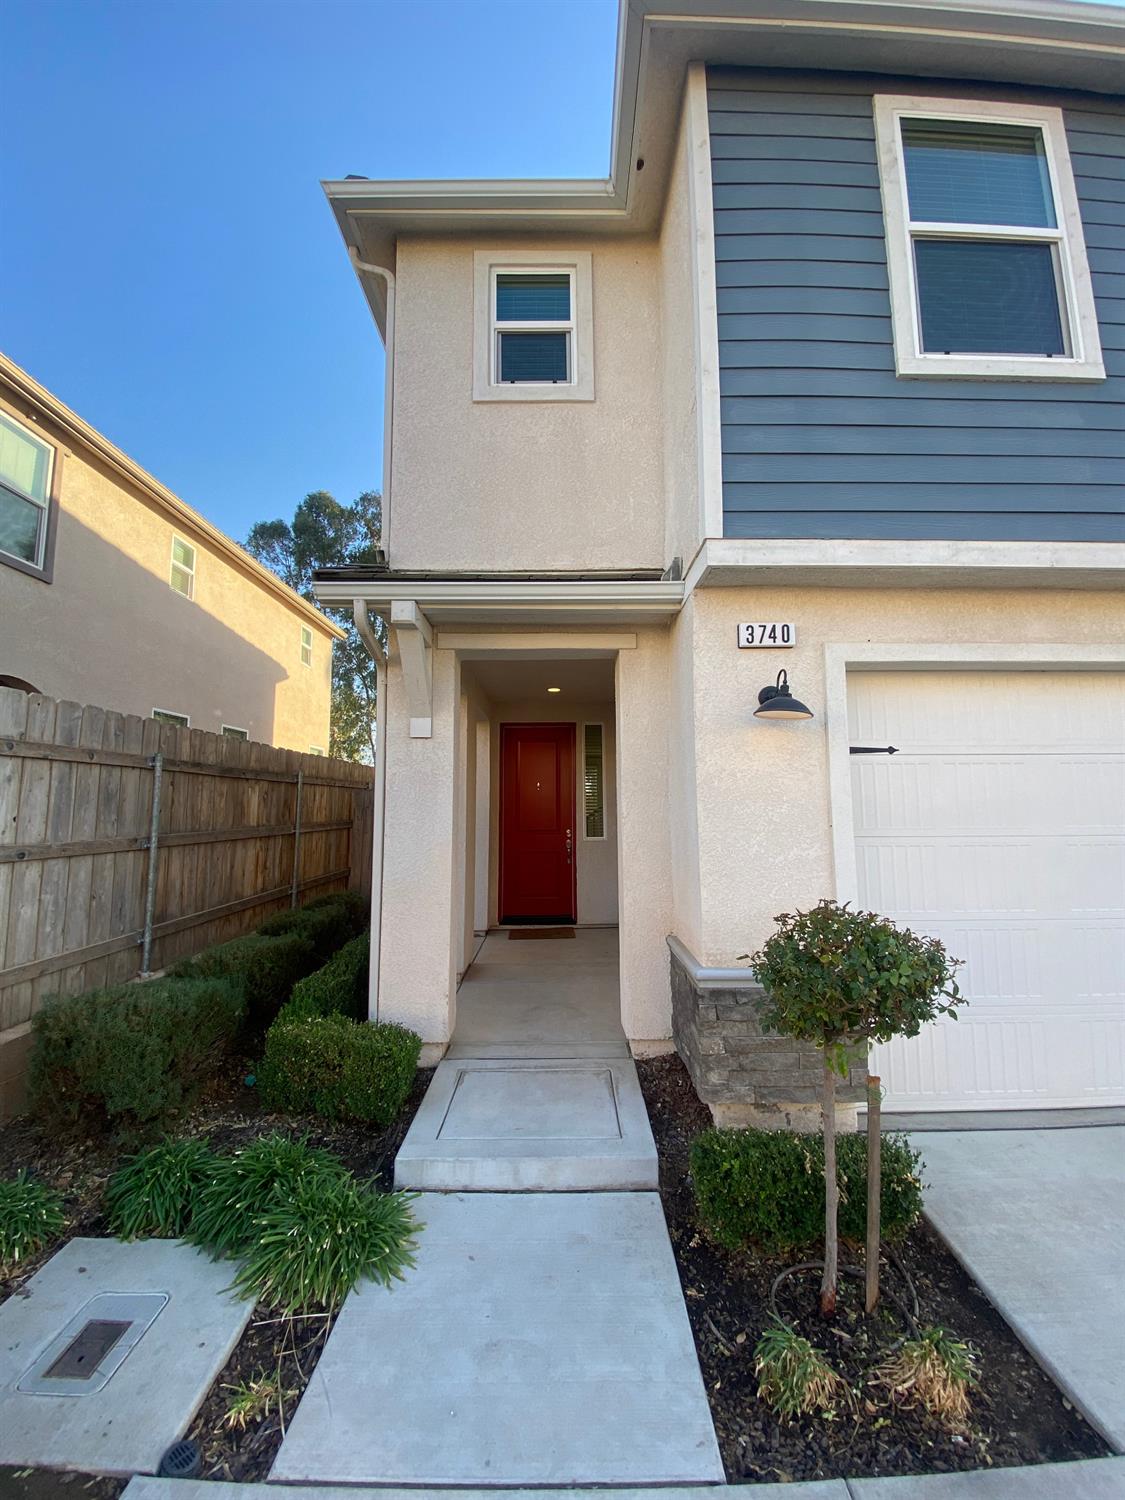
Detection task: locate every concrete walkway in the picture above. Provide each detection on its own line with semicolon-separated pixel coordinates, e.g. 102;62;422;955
272;927;719;1486
913;1126;1125;1454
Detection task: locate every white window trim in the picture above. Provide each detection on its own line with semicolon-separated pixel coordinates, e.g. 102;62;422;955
152;708;189;727
169;535;196;598
222;724;248;739
580;721;607;842
300;624;313;666
309;745;325;756
0;408;55;572
873;94;1105;381
473;250;594;402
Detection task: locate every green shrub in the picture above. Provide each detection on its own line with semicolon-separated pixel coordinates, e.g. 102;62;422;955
691;1127;923;1253
258;1015;420;1126
172;931;316;1035
189;1131;349;1259
107;1138;217;1239
0;1173;65;1274
302;889;368;925
30;977;244;1136
279;933;369;1025
230;1171;420;1312
257;894;366;967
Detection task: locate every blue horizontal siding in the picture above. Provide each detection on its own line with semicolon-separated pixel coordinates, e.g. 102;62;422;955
709;68;1125;544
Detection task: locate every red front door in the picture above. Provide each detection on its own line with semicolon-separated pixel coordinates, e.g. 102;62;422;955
499;723;576;923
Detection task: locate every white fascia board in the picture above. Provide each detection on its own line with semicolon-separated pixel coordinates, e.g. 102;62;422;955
313;577;684;620
685;538;1125;593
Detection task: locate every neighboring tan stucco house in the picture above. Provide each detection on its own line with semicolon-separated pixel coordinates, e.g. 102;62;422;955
0;354;342;751
315;0;1125;1123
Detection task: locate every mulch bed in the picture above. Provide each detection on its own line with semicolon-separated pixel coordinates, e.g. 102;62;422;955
0;1058;432;1485
636;1053;1110;1485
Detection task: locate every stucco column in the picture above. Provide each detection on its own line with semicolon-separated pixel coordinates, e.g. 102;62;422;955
377;639;458;1057
615;628;675;1048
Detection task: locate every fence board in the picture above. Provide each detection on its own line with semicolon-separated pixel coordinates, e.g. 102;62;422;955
0;693;374;1048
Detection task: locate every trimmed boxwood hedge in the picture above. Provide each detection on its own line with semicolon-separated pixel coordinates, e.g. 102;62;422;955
278;933;369;1026
691;1126;923;1253
257;891;368;967
171;930;316;1036
258;1014;420;1126
30;977;244;1136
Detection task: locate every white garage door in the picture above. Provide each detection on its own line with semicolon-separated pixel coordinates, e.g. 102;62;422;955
850;670;1125;1112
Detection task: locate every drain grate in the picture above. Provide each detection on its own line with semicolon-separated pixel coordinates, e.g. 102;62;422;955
18;1292;168;1397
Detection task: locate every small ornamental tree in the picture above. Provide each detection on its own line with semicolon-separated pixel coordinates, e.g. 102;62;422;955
749;900;962;1318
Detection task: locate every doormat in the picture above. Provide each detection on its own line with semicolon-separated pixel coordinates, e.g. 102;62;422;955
508;927;576;940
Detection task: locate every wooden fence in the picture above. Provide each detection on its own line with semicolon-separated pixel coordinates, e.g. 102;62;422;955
0;688;374;1107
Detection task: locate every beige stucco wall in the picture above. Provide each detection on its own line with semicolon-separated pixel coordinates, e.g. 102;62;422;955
389;235;667;573
683;585;1125;966
0;392;335;750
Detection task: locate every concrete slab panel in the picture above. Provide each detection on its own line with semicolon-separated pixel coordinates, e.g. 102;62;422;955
912;1128;1125;1453
0;1237;252;1476
847;1456;1125;1497
270;1192;724;1487
395;1058;658;1190
129;1484;847;1500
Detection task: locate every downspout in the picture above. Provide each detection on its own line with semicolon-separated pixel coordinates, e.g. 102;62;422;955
348;247;395;557
354;599;388;1023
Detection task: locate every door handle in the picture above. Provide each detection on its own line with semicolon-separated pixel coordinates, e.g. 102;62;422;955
566;828;573;863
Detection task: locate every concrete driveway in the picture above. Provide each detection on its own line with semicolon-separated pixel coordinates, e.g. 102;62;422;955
911;1126;1125;1453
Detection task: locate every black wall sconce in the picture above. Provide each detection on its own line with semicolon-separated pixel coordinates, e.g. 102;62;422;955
754;669;814;721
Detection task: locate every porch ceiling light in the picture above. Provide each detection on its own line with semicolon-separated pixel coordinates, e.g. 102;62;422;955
754;669;813;721
547;686;561;694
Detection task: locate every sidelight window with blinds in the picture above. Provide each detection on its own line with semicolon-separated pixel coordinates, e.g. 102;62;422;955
582;723;605;841
873;96;1104;380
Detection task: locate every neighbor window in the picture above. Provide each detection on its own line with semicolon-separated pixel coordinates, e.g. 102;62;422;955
473;251;594;401
152;708;189;727
222;725;248;740
583;723;605;840
300;625;313;666
873;96;1104;379
309;745;325;756
169;536;195;597
0;410;54;573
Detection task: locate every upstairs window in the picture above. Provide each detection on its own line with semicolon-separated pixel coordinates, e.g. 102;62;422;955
222;725;248;740
874;97;1104;380
473;251;594;402
300;625;313;666
0;410;54;574
170;536;195;597
494;271;573;384
153;708;189;727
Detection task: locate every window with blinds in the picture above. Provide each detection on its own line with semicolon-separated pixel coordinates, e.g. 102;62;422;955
0;410;53;570
493;270;574;385
169;536;195;598
873;97;1104;380
583;723;605;840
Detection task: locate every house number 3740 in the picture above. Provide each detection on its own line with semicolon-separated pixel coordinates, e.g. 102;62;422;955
737;622;796;648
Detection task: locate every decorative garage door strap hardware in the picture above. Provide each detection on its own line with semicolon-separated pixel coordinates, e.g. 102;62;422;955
849;746;900;755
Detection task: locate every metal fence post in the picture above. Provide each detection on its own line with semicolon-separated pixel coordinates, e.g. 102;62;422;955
140;751;164;975
290;769;304;907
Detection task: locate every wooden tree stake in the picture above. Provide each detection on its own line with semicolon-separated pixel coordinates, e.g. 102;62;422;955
865;1073;882;1314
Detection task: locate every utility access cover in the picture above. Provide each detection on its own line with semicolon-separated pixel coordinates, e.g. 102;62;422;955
18;1292;168;1396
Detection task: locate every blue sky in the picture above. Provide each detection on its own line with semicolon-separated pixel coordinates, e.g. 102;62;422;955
3;0;617;543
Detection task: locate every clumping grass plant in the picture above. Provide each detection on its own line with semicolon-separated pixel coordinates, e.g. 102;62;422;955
754;1319;848;1420
222;1372;290;1431
0;1173;66;1275
107;1138;217;1240
876;1325;978;1426
189;1131;350;1258
231;1171;421;1313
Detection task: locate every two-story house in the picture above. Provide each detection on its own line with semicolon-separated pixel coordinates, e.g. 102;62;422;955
314;0;1125;1124
1;353;341;751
